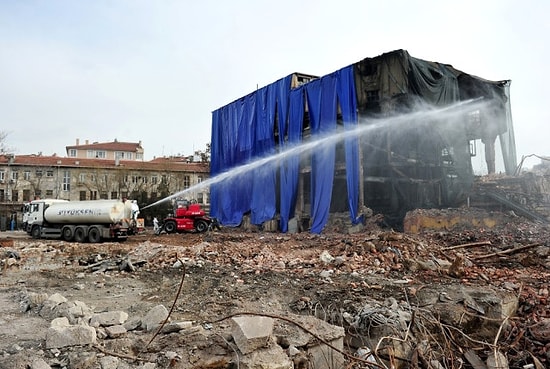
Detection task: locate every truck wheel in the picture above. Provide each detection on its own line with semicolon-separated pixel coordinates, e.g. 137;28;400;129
74;227;87;243
31;226;41;239
62;227;73;241
88;227;102;243
195;220;209;233
164;221;177;234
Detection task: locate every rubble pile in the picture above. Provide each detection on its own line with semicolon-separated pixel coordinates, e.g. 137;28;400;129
0;210;549;368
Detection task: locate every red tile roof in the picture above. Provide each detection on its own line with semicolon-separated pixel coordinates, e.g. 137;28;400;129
0;154;209;173
65;141;143;151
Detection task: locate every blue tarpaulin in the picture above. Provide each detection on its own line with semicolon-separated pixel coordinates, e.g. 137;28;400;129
211;66;359;233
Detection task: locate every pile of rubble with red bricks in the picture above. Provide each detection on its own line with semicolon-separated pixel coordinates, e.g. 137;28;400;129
0;209;549;368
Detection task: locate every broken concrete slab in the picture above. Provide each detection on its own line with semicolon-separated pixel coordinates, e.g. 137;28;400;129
308;336;345;369
273;314;345;369
415;285;518;339
141;304;168;332
105;324;126;338
237;344;293;369
89;310;129;327
160;321;193;333
231;315;274;354
47;293;67;305
45;324;97;349
30;357;52;369
50;317;70;328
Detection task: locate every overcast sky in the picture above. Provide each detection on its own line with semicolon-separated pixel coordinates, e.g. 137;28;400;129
1;0;548;170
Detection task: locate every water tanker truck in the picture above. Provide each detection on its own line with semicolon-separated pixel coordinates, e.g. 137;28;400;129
26;199;138;243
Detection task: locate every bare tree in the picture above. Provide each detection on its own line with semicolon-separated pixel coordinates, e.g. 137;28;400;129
0;131;13;154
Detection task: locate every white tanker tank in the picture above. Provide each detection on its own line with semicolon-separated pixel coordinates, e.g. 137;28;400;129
26;199;138;243
44;200;133;224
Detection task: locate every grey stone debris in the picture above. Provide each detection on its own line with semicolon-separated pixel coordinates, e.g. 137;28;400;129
68;351;97;369
238;344;293;369
45;317;97;349
123;316;142;331
47;293;68;305
141;304;169;332
160;321;193;333
90;311;129;327
105;324;127;338
274;314;345;369
232;316;274;355
30;357;52;369
99;356;119;369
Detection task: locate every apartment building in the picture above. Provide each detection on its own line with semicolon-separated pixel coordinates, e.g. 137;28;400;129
65;139;145;161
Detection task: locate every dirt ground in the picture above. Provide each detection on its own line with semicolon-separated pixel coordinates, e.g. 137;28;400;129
1;212;550;368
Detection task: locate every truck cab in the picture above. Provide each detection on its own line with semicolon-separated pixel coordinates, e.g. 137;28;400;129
26;199;69;232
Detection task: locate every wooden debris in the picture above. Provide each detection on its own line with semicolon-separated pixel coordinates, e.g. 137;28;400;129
443;240;492;250
464;349;487;369
473;243;541;260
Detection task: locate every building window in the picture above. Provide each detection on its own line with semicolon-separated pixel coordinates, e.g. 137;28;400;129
362;64;378;76
96;151;106;159
0;171;4;181
80;191;86;200
23;171;30;180
0;189;4;201
136;153;143;160
79;173;86;183
23;189;31;201
197;176;203;183
90;191;97;200
69;149;77;157
183;176;190;189
121;191;128;199
87;150;94;158
161;175;167;184
46;170;54;177
151;175;158;184
11;171;18;181
366;90;379;103
197;193;204;204
116;152;124;159
46;190;53;197
127;153;132;160
35;190;41;197
111;191;118;199
100;192;108;199
35;170;43;177
62;171;70;191
11;190;18;202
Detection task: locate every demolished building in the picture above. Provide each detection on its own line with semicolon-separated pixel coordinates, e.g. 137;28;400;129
210;49;517;233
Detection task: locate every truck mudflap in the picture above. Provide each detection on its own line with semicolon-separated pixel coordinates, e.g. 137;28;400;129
110;223;129;241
